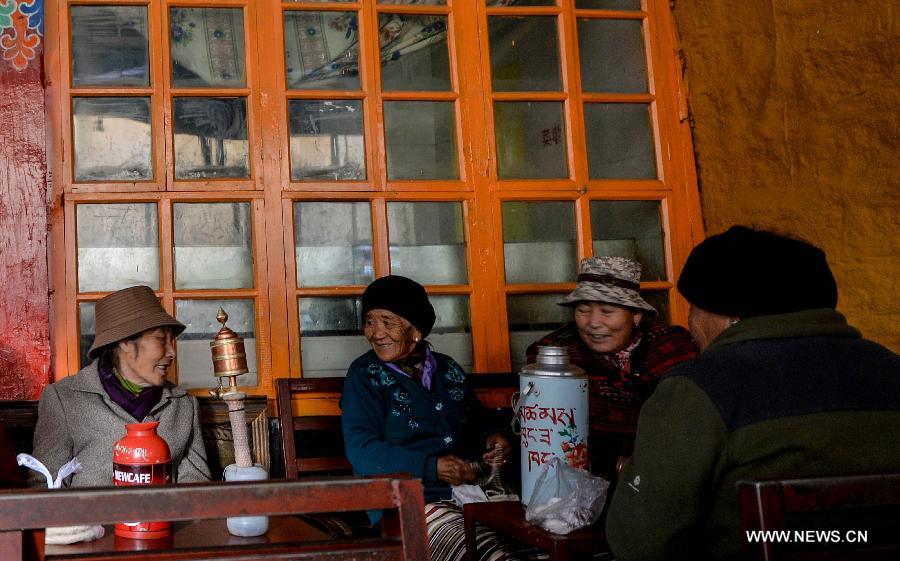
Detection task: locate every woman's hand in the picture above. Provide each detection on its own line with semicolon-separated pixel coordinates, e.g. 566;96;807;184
483;432;512;465
437;455;477;486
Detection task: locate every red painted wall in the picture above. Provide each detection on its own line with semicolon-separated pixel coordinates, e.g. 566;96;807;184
0;53;50;399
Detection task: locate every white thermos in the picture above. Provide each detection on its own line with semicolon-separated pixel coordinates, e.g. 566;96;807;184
513;346;589;505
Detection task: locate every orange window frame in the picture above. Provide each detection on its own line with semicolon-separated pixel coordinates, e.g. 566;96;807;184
46;0;703;397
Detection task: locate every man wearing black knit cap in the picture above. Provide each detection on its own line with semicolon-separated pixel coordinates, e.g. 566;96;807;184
605;226;900;561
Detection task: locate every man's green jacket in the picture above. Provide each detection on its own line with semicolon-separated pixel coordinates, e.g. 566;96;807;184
606;309;900;561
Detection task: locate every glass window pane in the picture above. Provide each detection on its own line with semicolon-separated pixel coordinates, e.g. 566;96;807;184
284;11;360;90
590;200;665;281
79;302;96;369
289;100;366;180
173;97;249;179
175;299;257;389
578;19;647;93
73;97;152;181
71;6;149;87
380;14;450;91
575;0;641;9
429;295;473;373
494;101;567;179
641;291;670;324
174;203;253;290
502;201;576;284
384;101;458;180
294;202;373;287
506;293;570;372
170;8;246;88
388;202;467;285
489;17;560;92
77;203;159;292
584;103;656;179
299;297;369;377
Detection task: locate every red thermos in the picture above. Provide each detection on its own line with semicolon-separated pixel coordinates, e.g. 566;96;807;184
113;421;172;539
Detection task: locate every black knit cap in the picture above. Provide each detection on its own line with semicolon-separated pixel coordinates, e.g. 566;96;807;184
361;275;436;337
677;226;838;319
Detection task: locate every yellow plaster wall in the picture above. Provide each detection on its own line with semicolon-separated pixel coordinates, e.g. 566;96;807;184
671;1;899;351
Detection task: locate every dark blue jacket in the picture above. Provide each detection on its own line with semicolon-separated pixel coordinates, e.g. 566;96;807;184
341;349;497;520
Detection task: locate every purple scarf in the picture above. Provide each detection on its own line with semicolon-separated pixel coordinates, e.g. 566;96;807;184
384;343;438;390
97;355;163;421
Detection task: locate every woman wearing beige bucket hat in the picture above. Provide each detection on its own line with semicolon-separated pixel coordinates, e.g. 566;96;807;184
526;256;699;477
29;285;211;489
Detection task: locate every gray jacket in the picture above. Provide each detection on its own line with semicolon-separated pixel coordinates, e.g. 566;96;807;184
29;361;211;488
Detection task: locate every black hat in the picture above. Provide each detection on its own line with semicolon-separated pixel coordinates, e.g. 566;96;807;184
677;226;838;319
361;275;436;337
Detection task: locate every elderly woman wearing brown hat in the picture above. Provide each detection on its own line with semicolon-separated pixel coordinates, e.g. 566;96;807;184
340;275;512;561
526;256;699;477
29;285;210;488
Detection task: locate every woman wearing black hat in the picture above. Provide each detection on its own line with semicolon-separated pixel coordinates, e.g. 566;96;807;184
340;275;511;560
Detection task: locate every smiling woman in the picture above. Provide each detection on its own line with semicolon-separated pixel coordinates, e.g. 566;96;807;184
115;328;177;388
28;286;211;489
340;275;514;561
526;257;699;478
364;310;421;364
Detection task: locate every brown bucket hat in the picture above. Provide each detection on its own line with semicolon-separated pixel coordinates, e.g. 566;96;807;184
558;256;657;315
88;285;185;359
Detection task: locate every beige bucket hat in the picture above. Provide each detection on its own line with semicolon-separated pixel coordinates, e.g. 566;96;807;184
558;256;657;315
88;285;186;359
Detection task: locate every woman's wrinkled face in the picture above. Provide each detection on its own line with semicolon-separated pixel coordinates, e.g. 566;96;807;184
573;301;642;354
116;327;176;387
364;309;422;363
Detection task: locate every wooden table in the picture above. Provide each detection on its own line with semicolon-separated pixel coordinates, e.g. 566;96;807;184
45;515;332;560
463;500;606;561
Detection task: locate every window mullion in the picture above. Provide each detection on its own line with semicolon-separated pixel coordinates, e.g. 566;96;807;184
362;0;387;190
371;198;390;277
155;0;175;192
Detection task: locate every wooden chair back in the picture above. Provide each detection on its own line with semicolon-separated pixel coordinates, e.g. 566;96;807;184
739;473;900;561
0;400;39;457
0;475;430;561
276;377;351;478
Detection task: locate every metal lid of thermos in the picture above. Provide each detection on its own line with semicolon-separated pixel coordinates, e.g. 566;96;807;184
519;346;586;378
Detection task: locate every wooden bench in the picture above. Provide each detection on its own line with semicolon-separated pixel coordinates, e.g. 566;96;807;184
276;373;519;479
0;398;270;480
0;475;430;561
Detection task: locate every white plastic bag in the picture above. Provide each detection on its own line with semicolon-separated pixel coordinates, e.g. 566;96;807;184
524;457;609;534
16;454;105;545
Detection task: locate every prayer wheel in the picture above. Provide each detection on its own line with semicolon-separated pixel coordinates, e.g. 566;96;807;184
209;307;269;537
209;308;249;394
